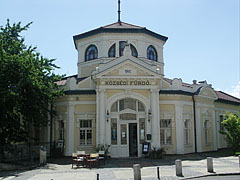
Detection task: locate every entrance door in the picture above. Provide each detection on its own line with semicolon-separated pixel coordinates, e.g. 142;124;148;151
129;123;138;157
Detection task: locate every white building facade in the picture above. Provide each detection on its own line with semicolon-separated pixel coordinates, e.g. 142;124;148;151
45;21;240;157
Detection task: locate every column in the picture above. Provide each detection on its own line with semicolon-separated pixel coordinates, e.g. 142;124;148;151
150;89;160;148
96;89;100;146
97;89;106;145
175;103;184;154
196;104;202;152
65;103;74;156
212;109;217;150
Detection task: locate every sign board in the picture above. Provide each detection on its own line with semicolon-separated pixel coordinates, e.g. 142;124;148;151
142;142;150;154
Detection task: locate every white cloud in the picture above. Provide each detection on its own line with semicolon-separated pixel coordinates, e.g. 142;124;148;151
227;81;240;98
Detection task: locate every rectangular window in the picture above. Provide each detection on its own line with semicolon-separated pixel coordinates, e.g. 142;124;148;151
139;118;145;143
59;121;64;140
121;124;127;145
111;118;117;145
160;119;172;145
79;120;92;145
219;115;225;131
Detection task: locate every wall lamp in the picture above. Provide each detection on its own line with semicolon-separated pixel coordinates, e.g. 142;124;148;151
106;110;110;123
148;109;152;122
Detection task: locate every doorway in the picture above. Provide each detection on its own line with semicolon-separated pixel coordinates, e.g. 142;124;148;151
129;123;138;157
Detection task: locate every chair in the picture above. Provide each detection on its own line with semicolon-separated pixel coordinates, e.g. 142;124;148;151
98;151;105;165
72;153;78;168
72;151;86;168
87;153;99;169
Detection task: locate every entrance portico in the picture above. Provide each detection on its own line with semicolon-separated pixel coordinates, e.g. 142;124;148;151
94;52;162;157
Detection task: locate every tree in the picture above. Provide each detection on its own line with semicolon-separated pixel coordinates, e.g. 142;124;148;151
220;111;240;154
0;20;64;145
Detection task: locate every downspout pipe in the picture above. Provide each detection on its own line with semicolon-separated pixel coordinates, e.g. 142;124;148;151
192;95;197;153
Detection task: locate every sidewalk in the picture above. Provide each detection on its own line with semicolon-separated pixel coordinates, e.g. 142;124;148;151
0;154;240;180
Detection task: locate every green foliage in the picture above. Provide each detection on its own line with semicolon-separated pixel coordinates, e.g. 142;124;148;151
0;20;64;145
220;111;240;154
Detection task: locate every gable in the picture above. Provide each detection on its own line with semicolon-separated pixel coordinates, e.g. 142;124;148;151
104;62;153;77
198;87;218;100
95;58;160;79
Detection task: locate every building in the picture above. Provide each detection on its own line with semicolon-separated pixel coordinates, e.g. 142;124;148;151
44;19;240;157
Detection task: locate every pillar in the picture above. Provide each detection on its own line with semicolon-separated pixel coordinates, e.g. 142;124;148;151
96;88;106;146
176;103;184;154
65;103;74;156
150;89;160;148
212;109;217;150
196;104;202;152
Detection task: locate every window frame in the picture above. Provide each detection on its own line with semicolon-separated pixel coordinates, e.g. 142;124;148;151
130;44;138;57
184;120;191;145
111;98;145;113
108;43;116;57
219;115;225;131
79;119;93;146
160;119;172;145
85;44;98;61
147;45;158;61
204;120;210;145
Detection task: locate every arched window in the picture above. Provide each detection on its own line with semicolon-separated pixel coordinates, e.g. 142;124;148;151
85;45;98;61
110;98;145;112
147;45;157;61
130;44;138;57
119;41;138;57
108;44;116;57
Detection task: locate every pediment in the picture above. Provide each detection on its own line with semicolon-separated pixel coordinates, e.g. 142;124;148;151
95;58;160;79
198;87;218;100
104;62;152;77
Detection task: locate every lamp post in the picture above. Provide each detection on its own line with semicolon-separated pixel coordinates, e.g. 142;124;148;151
106;110;110;123
148;109;152;122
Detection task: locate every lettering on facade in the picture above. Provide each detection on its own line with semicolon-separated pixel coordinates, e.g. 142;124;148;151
105;80;150;86
125;69;132;73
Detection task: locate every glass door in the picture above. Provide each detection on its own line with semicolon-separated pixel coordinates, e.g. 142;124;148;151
119;123;129;157
129;123;138;157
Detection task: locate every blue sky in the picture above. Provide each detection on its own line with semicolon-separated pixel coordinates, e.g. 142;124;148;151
1;0;239;98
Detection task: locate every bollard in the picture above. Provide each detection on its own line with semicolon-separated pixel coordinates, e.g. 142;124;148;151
207;157;214;173
97;173;99;180
175;159;182;176
133;164;141;180
157;167;160;180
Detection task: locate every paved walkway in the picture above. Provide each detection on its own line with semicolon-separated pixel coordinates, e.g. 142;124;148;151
0;154;240;180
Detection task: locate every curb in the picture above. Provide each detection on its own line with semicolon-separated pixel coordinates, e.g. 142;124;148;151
182;172;240;179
